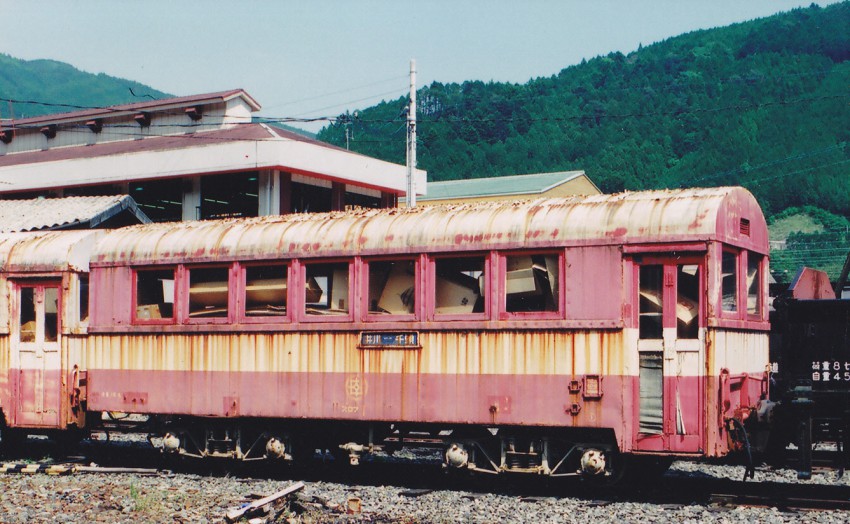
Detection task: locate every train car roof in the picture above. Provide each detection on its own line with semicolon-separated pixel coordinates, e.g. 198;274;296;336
90;186;768;266
0;229;105;272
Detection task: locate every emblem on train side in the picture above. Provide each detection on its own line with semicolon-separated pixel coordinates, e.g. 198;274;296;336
345;375;367;403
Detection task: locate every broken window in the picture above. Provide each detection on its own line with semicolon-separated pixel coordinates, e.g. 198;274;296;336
434;256;486;316
244;265;288;317
504;254;559;313
367;259;416;316
44;287;58;342
722;250;738;313
19;287;35;342
639;265;663;340
677;265;700;339
304;262;350;316
747;253;762;317
135;268;175;321
79;274;90;323
188;267;230;318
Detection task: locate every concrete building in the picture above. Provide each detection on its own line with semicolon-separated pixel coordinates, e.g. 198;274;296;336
0;89;426;221
408;171;600;206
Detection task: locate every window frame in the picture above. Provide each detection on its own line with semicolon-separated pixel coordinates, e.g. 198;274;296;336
362;256;420;322
298;258;355;323
497;250;564;320
428;252;491;321
720;248;739;318
238;261;291;324
77;273;90;326
132;266;177;325
183;264;235;325
745;251;765;321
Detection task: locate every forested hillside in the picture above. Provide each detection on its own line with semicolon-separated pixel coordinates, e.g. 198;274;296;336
319;3;849;219
0;54;170;119
1;4;848;282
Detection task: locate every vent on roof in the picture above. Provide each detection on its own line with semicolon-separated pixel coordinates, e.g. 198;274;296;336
740;218;750;236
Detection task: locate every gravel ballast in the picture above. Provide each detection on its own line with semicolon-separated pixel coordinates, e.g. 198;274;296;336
2;449;850;524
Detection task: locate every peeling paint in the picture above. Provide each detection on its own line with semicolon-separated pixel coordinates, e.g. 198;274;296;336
90;187;768;267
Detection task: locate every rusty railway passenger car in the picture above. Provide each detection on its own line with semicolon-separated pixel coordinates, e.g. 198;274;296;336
0;231;101;443
8;187;769;478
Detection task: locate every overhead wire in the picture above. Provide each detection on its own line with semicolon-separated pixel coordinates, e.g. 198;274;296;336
3;61;848;126
262;75;409;111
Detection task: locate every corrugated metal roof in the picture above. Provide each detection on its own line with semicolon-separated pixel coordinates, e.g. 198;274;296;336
0;229;104;272
0;195;150;232
92;187;769;266
421;171;591;200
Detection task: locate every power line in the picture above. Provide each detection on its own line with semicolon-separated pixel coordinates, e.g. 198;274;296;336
262;75;409;111
3;62;847;127
748;158;850;186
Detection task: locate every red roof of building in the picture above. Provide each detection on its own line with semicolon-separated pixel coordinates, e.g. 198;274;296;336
0;89;261;130
0;123;346;168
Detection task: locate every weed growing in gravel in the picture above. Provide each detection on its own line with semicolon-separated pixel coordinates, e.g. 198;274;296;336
129;482;163;514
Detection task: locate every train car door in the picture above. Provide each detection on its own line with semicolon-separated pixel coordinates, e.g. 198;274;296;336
12;282;62;428
634;257;704;453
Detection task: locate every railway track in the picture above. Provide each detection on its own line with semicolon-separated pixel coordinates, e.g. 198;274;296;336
0;439;850;522
708;480;850;512
6;435;850;513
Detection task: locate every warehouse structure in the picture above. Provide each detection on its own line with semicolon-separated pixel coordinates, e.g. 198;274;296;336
0;89;426;222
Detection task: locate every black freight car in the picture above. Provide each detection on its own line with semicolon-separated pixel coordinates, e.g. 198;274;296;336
769;274;850;478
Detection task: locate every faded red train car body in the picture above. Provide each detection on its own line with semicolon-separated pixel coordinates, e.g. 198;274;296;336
0;187;769;477
0;231;100;436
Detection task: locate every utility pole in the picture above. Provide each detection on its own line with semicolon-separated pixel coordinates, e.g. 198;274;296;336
406;59;417;208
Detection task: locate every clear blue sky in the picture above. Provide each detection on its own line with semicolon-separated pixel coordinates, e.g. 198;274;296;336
0;1;840;132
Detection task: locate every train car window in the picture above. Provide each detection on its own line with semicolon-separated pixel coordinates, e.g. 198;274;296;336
244;265;288;318
188;267;230;319
135;269;175;321
639;352;664;434
304;262;350;316
677;265;700;339
19;287;35;342
721;250;738;313
747;253;763;317
367;259;416;316
434;256;486;316
44;287;58;342
79;274;90;324
639;265;663;339
504;254;560;313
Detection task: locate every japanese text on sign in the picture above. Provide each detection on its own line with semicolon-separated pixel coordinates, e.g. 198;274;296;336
811;360;850;383
359;332;420;349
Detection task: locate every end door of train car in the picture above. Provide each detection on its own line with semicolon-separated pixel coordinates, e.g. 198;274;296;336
0;230;101;434
630;254;705;453
11;281;63;427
